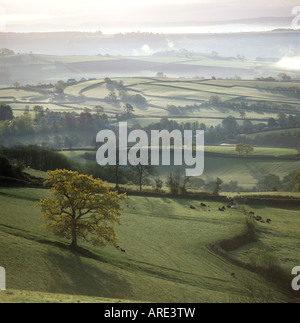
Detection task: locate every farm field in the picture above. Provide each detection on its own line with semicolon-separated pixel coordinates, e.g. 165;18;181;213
60;149;300;190
2;75;300;123
0;53;272;87
0;186;295;303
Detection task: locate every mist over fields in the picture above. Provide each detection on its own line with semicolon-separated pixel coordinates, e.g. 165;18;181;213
1;30;299;58
1;30;300;86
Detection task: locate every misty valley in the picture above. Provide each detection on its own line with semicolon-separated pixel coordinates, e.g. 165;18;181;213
0;25;300;304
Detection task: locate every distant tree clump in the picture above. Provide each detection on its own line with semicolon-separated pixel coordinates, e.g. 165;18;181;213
0;103;14;122
166;170;190;195
0;155;23;179
0;146;75;172
166;170;181;195
256;174;281;192
235;143;254;156
0;48;15;56
213;177;223;195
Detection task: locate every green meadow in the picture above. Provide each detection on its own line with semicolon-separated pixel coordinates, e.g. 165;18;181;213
0;186;296;303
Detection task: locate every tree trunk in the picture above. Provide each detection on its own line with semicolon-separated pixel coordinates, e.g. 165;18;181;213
115;166;119;189
70;222;78;250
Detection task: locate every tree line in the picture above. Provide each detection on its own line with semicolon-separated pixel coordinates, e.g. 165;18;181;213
0;146;75;172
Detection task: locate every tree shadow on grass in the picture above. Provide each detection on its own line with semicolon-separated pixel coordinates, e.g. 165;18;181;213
45;247;133;300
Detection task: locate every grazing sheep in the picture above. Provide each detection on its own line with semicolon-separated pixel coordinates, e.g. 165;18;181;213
190;205;196;210
201;203;207;207
120;248;126;253
255;215;262;221
266;219;272;224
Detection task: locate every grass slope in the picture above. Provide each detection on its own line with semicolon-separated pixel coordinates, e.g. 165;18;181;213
0;186;292;303
229;203;300;283
0;289;136;304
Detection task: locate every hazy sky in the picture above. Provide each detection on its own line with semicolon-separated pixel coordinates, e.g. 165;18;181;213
0;0;299;32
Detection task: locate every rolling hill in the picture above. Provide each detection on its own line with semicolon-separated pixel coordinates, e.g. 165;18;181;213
0;185;296;303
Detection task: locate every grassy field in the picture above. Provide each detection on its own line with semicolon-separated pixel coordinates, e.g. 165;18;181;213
199;156;300;189
245;128;300;140
0;289;136;303
60;149;300;190
0;185;296;303
204;146;298;157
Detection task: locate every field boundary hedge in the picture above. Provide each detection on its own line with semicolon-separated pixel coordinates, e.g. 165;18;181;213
234;196;300;207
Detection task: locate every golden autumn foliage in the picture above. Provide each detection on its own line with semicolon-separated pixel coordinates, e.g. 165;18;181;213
36;169;125;250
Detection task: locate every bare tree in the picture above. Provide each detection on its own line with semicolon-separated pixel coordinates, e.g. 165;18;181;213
131;164;155;192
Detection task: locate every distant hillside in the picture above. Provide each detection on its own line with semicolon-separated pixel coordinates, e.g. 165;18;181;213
0;30;299;58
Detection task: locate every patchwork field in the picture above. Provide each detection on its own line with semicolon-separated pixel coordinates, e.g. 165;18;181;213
2;67;300;123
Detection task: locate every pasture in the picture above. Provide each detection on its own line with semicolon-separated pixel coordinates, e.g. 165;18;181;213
230;203;300;274
2;75;300;124
0;186;295;303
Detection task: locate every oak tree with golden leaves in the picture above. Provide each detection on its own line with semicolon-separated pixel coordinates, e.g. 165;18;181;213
37;169;125;251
